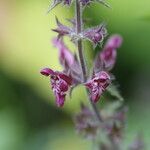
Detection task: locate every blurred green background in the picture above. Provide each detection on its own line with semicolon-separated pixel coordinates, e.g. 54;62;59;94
0;0;150;149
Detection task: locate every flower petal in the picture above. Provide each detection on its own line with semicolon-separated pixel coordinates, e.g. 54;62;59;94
59;73;72;85
106;34;123;49
40;68;55;76
94;34;123;72
52;38;74;66
55;93;65;107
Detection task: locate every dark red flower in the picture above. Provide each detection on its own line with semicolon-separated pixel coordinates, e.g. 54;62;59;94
40;68;72;107
85;71;110;102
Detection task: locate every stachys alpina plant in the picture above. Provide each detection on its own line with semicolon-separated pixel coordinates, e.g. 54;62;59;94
40;0;145;149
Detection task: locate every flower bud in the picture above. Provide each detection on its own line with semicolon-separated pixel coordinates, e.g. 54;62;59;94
83;24;107;45
52;17;74;39
100;35;123;70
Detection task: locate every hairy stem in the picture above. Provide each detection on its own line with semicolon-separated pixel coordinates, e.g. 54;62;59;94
75;0;86;81
75;0;102;122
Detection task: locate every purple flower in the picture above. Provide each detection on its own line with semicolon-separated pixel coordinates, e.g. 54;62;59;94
100;35;123;70
105;34;122;49
40;68;72;107
53;38;74;66
53;38;83;84
85;71;110;103
83;24;107;45
52;17;74;39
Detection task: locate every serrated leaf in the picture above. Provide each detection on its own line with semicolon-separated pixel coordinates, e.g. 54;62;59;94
107;84;124;101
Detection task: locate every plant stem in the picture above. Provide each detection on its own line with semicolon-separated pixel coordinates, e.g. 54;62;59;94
75;0;86;82
75;0;102;122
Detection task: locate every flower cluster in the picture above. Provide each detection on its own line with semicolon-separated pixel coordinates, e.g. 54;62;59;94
41;34;122;107
74;103;145;150
41;0;122;113
74;102;127;140
41;11;122;107
74;103;99;139
52;17;108;45
41;0;122;106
